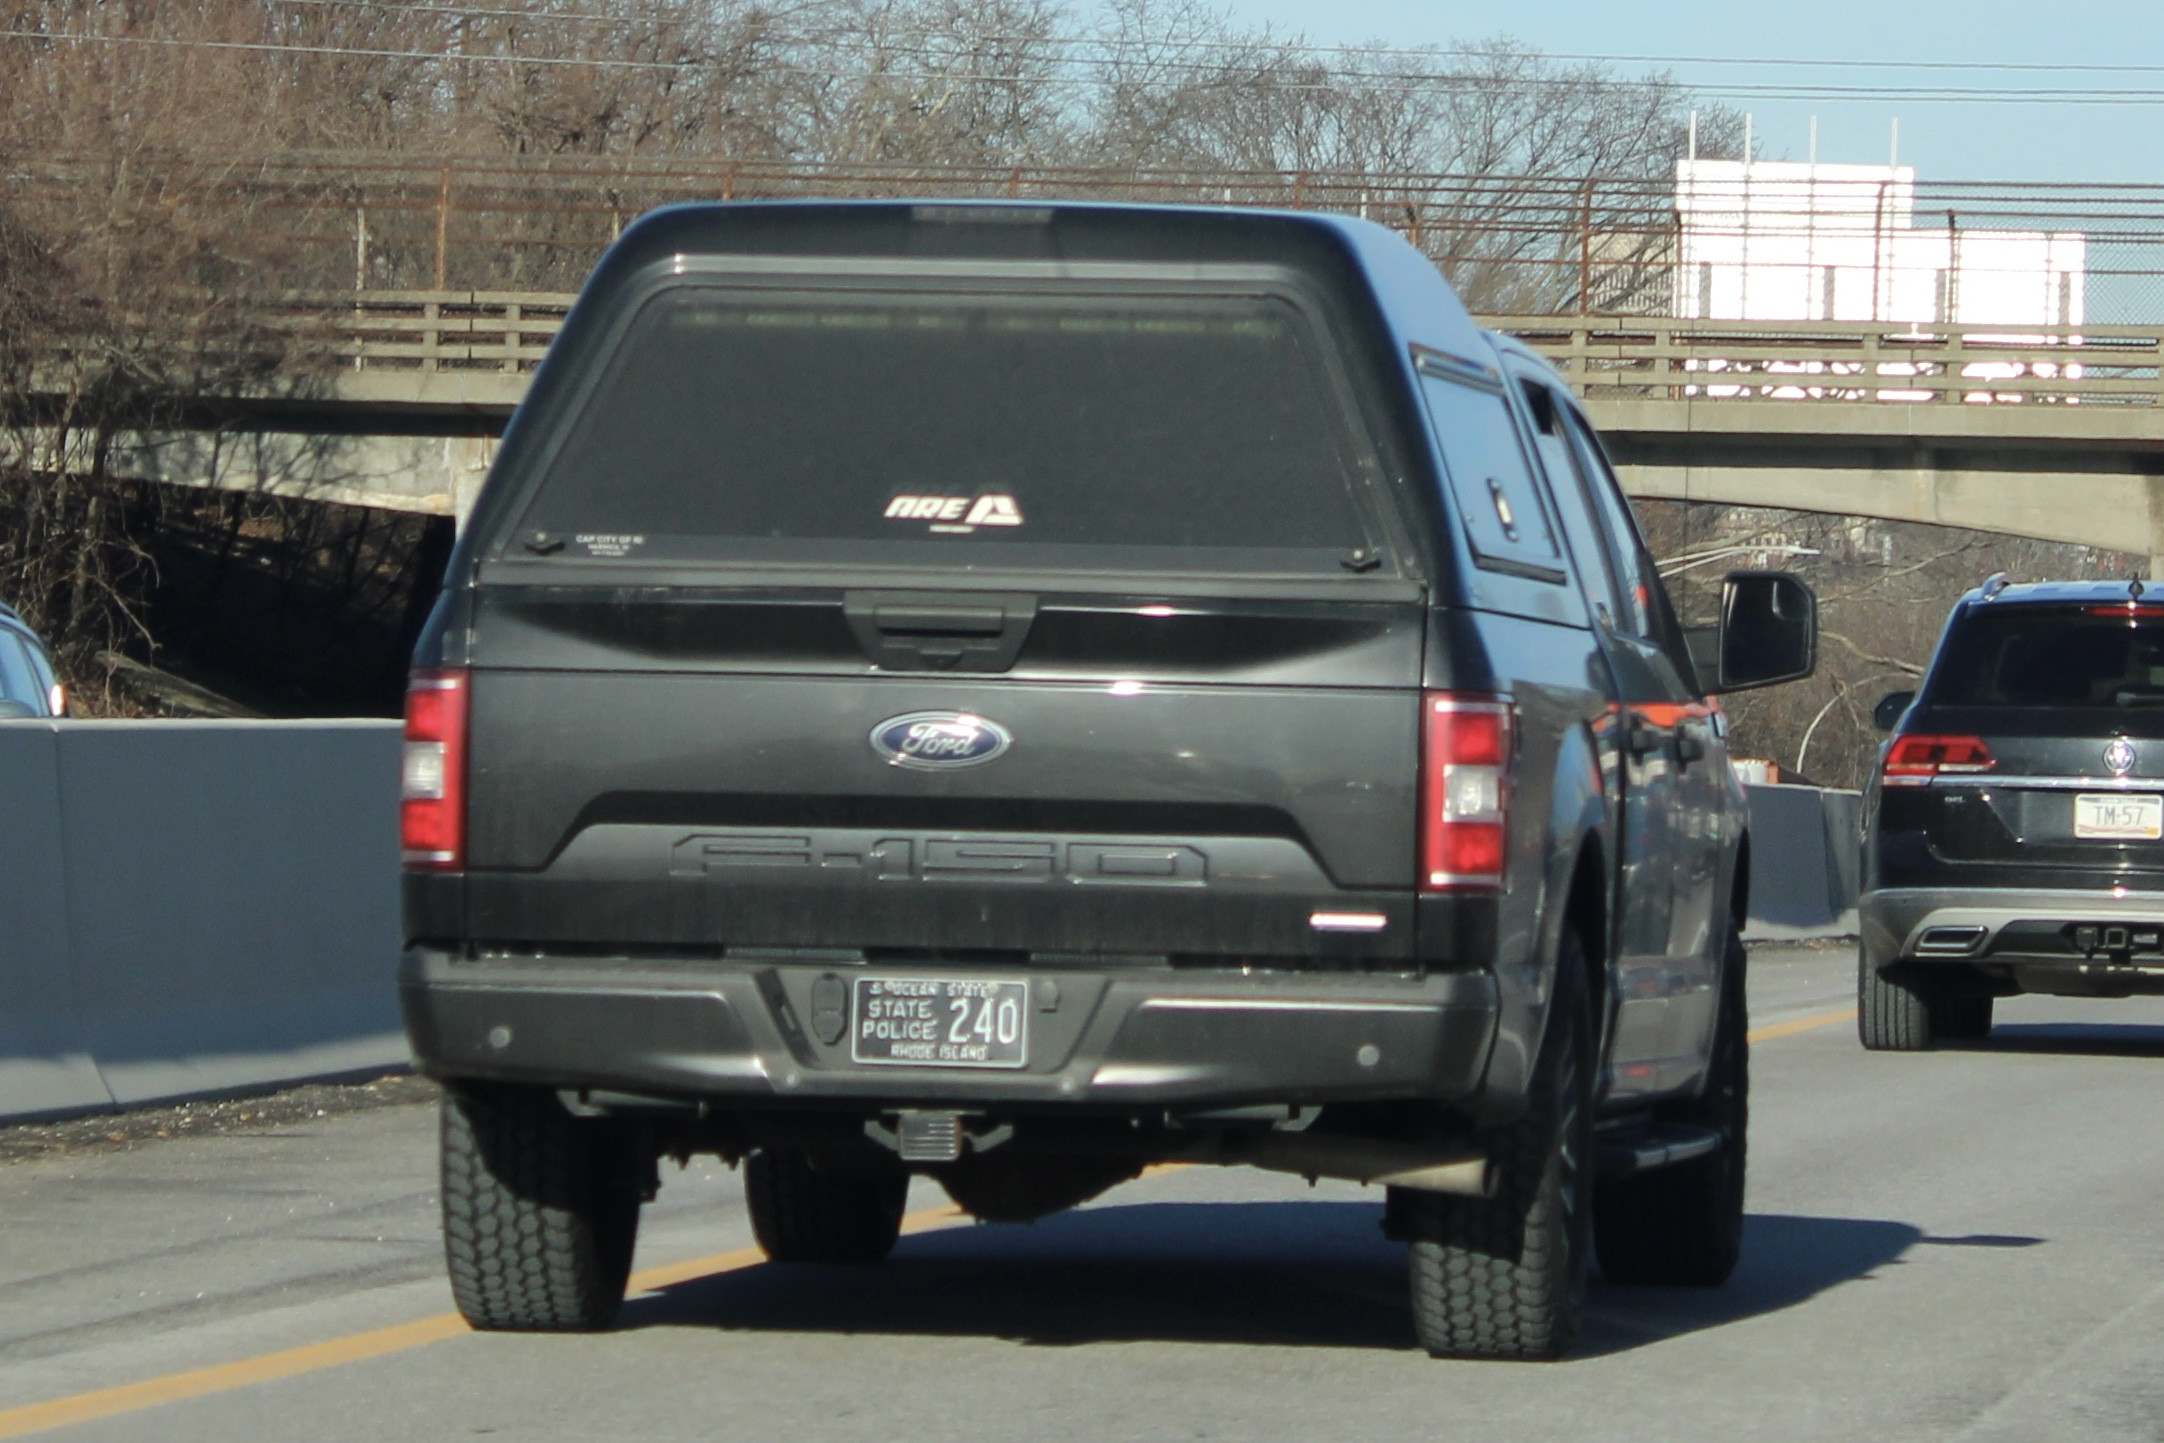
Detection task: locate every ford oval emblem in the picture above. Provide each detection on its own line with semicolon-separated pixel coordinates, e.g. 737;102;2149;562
870;711;1013;770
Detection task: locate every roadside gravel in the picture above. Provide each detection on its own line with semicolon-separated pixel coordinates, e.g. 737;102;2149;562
0;1072;438;1166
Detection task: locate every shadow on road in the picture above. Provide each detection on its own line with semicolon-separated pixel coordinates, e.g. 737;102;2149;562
626;1202;1923;1356
1953;1022;2164;1058
1579;1212;1922;1356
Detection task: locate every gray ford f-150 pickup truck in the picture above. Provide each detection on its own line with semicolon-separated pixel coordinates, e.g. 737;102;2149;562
399;200;1817;1359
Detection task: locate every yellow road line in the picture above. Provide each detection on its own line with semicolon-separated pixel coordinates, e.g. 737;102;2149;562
0;1013;1856;1439
0;1315;471;1441
0;1203;968;1441
1749;1007;1857;1043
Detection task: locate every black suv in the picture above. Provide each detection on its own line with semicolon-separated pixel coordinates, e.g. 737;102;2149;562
1861;575;2164;1049
399;201;1816;1359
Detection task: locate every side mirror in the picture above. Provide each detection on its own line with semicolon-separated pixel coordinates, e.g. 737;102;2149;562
1873;690;1916;731
1712;570;1816;692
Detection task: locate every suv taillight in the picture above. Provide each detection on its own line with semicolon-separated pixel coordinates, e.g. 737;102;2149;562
402;669;469;869
1882;733;1994;786
1421;692;1514;892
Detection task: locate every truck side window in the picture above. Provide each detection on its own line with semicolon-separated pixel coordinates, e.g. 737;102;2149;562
1519;380;1629;629
1561;407;1704;691
1558;408;1655;637
1417;358;1564;585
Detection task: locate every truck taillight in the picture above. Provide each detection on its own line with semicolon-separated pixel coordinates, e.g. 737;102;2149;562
1421;692;1513;892
403;669;469;870
1882;733;1994;787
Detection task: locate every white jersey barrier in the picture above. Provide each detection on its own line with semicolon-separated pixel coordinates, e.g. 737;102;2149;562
1742;783;1863;939
0;725;1861;1124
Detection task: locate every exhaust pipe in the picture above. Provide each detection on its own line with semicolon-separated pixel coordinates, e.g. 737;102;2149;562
1193;1132;1496;1198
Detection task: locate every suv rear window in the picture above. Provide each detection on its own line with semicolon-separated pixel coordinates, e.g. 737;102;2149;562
511;284;1380;572
1933;607;2164;709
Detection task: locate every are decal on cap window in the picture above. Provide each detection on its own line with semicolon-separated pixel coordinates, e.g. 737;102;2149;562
883;493;1026;535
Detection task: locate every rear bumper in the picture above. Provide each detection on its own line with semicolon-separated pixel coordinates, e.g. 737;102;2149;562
400;949;1498;1110
1862;887;2164;965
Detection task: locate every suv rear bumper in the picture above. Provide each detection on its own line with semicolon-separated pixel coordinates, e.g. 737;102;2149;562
400;949;1498;1110
1862;887;2164;965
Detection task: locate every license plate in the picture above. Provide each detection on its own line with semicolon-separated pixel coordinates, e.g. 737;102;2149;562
2074;793;2164;840
851;977;1029;1068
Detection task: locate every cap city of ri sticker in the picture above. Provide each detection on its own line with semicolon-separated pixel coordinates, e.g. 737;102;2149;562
882;493;1025;535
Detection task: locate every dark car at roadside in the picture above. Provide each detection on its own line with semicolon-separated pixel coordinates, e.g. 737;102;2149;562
399;200;1817;1359
1861;576;2164;1048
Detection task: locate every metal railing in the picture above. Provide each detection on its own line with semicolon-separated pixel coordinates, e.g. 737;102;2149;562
1494;316;2164;407
284;293;2164;410
302;291;572;375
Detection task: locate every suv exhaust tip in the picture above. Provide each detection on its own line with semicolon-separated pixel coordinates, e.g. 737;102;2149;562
1916;925;1988;957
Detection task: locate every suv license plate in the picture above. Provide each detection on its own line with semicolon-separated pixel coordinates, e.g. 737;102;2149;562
2075;793;2164;840
851;977;1030;1069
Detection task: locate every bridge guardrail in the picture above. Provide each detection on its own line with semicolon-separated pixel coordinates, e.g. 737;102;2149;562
1494;316;2164;409
289;291;571;376
269;295;2164;409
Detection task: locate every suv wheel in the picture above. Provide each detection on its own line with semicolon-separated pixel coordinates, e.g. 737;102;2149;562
1593;923;1747;1287
1399;928;1593;1360
1858;951;1989;1050
746;1149;908;1264
441;1083;644;1332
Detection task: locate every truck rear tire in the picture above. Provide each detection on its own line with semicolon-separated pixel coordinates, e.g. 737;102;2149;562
746;1149;908;1264
1594;925;1747;1287
440;1083;643;1332
1400;929;1593;1361
1858;951;1967;1051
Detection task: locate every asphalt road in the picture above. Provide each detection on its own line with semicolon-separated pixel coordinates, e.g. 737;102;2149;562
3;943;2162;1442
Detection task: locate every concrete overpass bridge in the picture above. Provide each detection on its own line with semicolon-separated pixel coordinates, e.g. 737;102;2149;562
104;293;2164;567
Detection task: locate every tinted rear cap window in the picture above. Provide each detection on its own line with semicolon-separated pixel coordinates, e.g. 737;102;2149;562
1934;606;2164;710
510;284;1381;573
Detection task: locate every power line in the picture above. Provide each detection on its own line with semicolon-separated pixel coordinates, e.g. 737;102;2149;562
11;25;2164;105
260;1;2164;77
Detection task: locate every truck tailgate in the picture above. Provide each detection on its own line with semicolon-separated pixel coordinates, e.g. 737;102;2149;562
461;591;1424;964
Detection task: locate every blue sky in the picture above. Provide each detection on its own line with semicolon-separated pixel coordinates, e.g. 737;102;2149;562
1193;0;2164;185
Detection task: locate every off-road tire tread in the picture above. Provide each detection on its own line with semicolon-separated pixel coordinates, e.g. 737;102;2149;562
1403;933;1591;1361
440;1083;640;1332
746;1150;907;1264
1594;927;1748;1287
